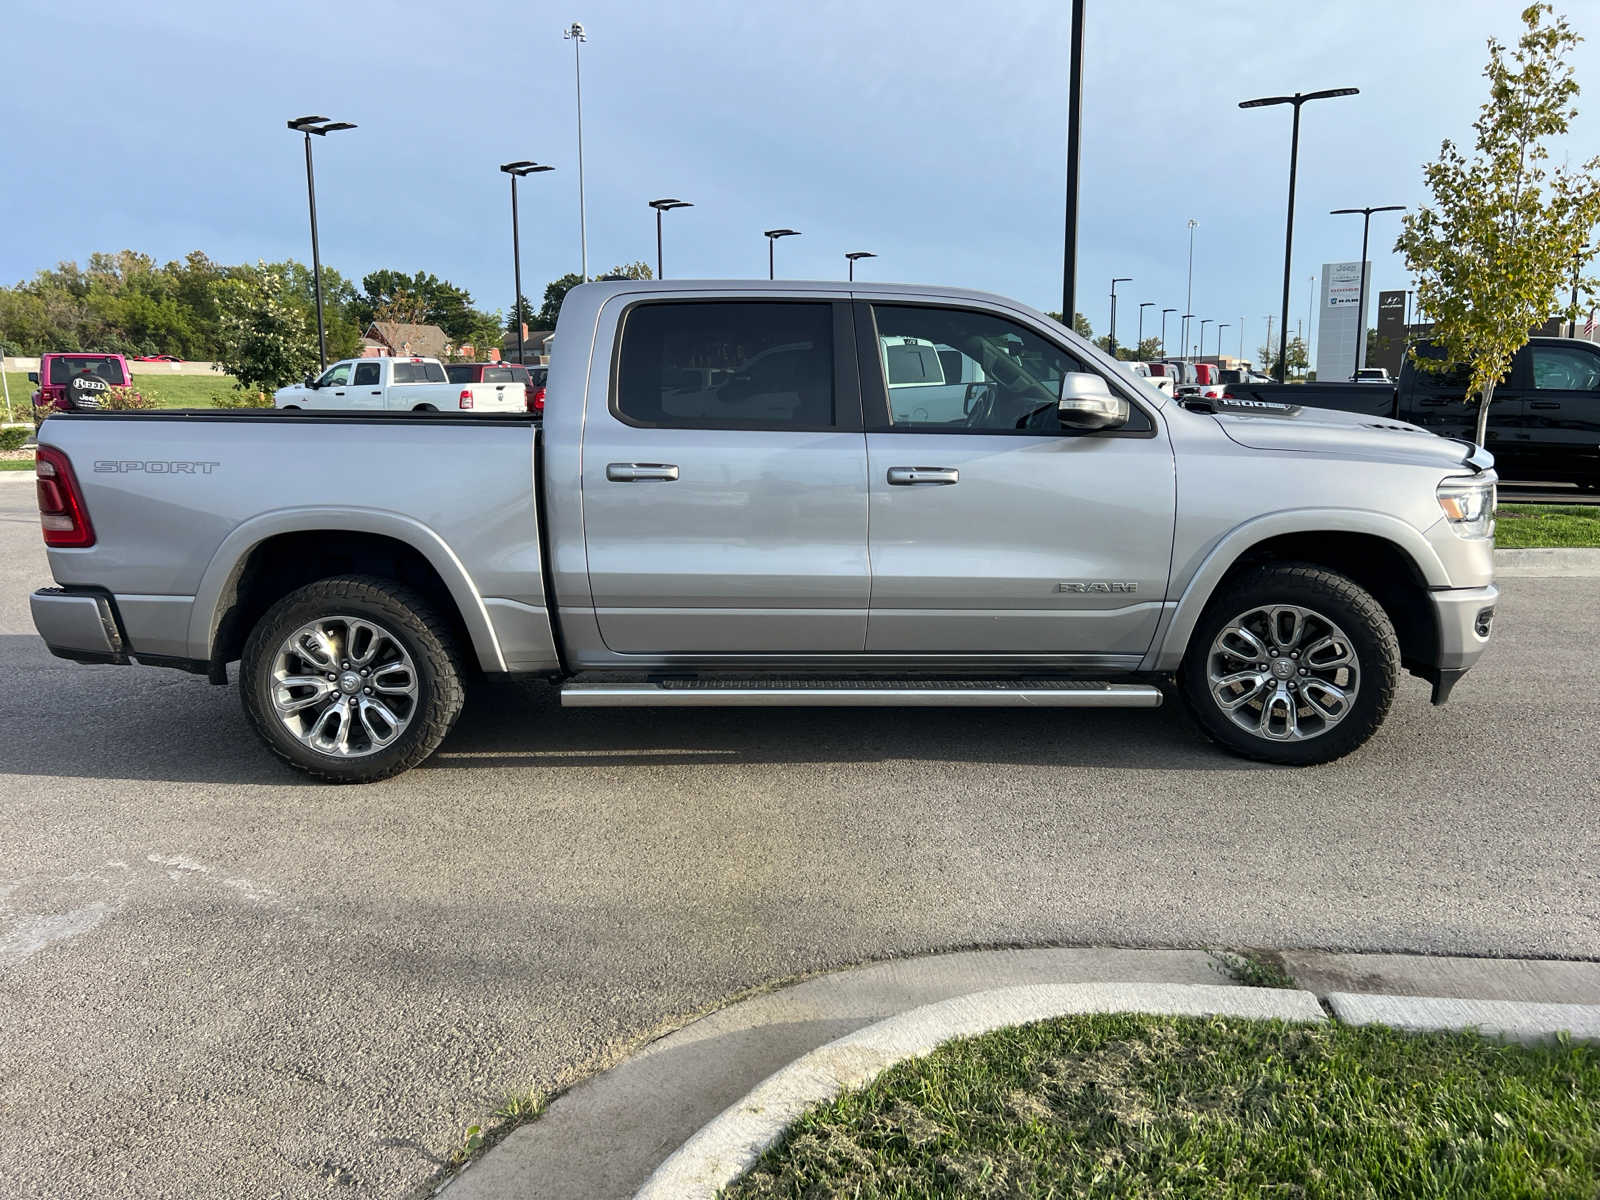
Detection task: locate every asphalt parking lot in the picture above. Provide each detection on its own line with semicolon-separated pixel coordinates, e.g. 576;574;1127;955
1;480;1597;1199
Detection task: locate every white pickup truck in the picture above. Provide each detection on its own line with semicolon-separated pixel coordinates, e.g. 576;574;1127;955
274;356;527;413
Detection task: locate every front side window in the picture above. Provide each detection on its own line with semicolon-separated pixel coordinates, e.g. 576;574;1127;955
1531;345;1600;391
317;363;351;387
353;362;380;386
870;304;1146;433
615;301;835;428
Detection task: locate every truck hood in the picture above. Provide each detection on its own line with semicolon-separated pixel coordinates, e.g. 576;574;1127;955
1208;401;1488;473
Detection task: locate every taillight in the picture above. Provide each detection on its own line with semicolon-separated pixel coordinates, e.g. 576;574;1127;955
532;386;546;415
35;446;95;548
458;389;474;410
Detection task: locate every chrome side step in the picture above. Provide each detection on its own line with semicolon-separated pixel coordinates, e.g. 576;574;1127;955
560;680;1164;708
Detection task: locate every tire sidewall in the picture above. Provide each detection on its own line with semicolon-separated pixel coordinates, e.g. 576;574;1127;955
241;580;460;782
1180;568;1398;766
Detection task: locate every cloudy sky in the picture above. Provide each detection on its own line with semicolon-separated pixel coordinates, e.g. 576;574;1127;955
9;0;1599;359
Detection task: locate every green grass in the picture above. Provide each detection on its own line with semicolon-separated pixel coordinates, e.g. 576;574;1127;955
723;1013;1600;1199
3;370;242;413
1211;949;1295;989
1495;503;1600;548
0;458;35;471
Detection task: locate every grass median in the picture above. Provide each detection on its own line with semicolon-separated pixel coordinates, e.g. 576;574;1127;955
724;1012;1600;1199
3;371;242;413
1495;503;1600;548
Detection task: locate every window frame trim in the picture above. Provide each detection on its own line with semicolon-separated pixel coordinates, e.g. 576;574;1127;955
852;300;1158;439
605;297;863;433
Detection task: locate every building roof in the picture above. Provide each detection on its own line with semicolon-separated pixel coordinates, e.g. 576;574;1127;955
366;322;450;359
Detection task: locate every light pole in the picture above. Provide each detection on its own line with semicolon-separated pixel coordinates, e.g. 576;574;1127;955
845;251;876;281
764;229;800;279
564;22;589;281
287;115;356;369
501;162;554;366
1181;314;1195;361
1108;277;1131;356
1330;205;1403;379
1182;218;1197;365
1199;319;1212;362
648;199;692;279
1264;314;1275;370
1061;0;1086;320
1216;323;1230;367
1240;87;1359;382
1137;302;1153;355
1307;275;1316;369
1160;308;1177;357
1238;317;1245;364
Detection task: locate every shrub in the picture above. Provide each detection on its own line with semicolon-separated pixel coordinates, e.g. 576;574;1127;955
99;384;158;411
0;426;30;451
213;388;276;409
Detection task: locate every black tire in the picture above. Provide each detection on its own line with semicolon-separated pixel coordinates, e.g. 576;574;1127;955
413;404;438;412
280;405;300;411
240;575;465;783
1178;564;1399;766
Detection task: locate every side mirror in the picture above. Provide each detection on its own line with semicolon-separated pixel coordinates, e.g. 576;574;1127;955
304;376;319;388
26;372;38;384
1058;372;1130;431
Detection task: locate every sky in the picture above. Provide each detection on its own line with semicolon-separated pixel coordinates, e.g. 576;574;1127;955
8;0;1600;363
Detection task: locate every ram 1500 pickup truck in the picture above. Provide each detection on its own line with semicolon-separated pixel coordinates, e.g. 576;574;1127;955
1217;337;1600;489
29;280;1499;782
274;355;526;413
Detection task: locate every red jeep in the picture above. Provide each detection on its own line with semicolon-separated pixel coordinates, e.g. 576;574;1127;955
29;353;133;414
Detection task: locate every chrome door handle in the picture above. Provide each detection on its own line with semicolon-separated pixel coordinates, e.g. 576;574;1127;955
887;466;959;486
606;462;679;482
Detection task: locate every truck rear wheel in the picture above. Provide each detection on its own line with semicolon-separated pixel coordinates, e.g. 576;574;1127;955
240;575;465;783
1178;564;1399;766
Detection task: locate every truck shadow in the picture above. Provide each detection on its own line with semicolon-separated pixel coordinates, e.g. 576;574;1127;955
0;638;1253;784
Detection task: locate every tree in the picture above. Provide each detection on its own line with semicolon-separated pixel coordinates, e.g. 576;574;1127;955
535;273;585;329
1258;336;1310;379
214;263;319;391
600;260;653;281
354;270;479;339
505;294;536;335
1121;337;1163;361
1044;311;1095;339
1395;4;1600;447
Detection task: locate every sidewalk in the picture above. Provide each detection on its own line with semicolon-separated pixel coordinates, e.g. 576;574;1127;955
440;948;1600;1200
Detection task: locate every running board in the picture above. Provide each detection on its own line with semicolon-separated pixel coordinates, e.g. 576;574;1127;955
560;680;1164;708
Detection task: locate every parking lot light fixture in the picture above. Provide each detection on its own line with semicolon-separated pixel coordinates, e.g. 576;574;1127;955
1180;314;1195;361
1240;87;1359;381
564;22;589;280
845;251;876;281
1330;205;1405;379
1216;322;1230;366
1160;307;1177;357
286;115;357;369
1137;302;1153;353
1199;318;1212;362
649;199;693;279
1108;277;1131;356
764;229;800;280
503;163;556;366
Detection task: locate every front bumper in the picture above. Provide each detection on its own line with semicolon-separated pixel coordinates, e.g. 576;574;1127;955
30;588;128;665
1423;583;1498;703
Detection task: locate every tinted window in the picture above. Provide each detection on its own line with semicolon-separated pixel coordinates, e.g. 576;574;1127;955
392;361;447;384
1408;344;1472;389
870;304;1148;433
51;356;126;385
483;367;521;383
885;340;945;385
353;362;380;386
1531;345;1600;391
615;302;835;428
445;364;476;383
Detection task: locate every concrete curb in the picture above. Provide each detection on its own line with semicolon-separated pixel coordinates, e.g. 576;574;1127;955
0;470;36;483
1493;547;1600;576
1328;992;1600;1045
633;982;1325;1200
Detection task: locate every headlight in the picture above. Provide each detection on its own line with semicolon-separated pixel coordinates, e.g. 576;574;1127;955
1436;477;1496;539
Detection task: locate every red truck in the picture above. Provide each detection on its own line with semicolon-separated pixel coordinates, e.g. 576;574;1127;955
29;353;133;414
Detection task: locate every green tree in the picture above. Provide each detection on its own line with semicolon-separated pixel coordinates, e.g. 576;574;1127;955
1396;4;1600;447
505;294;537;335
1258;336;1310;379
536;272;585;328
1046;311;1095;339
214;263;319;391
354;270;479;339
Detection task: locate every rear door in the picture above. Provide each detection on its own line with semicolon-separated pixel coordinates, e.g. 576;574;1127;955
349;360;384;409
1402;350;1526;454
856;300;1175;660
1521;340;1600;483
579;297;869;654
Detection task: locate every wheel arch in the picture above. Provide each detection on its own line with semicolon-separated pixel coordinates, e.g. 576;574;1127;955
189;510;506;674
1147;511;1446;673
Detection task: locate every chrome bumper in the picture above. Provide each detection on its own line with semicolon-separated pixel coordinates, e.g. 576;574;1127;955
30;588;128;664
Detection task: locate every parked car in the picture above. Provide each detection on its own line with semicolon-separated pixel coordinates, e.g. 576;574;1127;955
28;353;133;414
29;279;1497;782
1354;367;1392;383
1218;336;1599;488
527;366;548;416
444;362;542;414
134;354;183;363
273;356;526;413
1122;361;1174;397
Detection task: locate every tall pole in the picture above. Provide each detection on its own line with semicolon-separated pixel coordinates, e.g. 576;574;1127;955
1571;250;1583;336
1217;323;1229;366
1356;215;1370;377
1160;308;1176;357
1138;301;1152;354
566;23;589;281
510;172;524;366
1183;218;1197;362
1061;0;1085;320
1108;277;1130;357
769;239;775;281
1307;276;1315;369
655;207;663;280
1238;317;1245;364
303;130;326;369
1265;314;1275;368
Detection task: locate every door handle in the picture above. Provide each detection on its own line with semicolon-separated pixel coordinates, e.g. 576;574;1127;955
606;462;679;482
887;466;959;486
370;391;381;396
1530;401;1560;410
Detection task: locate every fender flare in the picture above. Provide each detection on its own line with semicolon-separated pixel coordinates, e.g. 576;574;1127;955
1144;508;1448;672
185;506;506;671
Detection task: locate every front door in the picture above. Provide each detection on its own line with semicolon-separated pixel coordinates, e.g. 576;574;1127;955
856;301;1175;660
580;297;870;654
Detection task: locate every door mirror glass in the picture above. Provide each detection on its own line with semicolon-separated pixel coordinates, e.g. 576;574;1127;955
27;372;38;383
1058;373;1130;430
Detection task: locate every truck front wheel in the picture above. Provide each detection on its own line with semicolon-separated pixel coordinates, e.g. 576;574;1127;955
1178;564;1400;766
240;575;465;783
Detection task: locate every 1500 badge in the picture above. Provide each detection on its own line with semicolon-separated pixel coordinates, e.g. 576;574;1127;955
1056;581;1138;593
93;460;220;474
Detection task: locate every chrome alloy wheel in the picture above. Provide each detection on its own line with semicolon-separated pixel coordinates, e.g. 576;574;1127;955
269;616;419;758
1205;604;1360;742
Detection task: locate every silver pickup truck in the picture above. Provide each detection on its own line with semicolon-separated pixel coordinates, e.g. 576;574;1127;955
29;280;1499;782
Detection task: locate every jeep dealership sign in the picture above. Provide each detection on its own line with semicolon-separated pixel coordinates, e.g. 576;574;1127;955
1315;261;1370;381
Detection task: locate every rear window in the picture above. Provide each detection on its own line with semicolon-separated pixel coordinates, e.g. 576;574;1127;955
49;356;126;386
392;361;447;384
883;340;945;386
483;366;529;383
444;364;477;383
615;301;835;428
